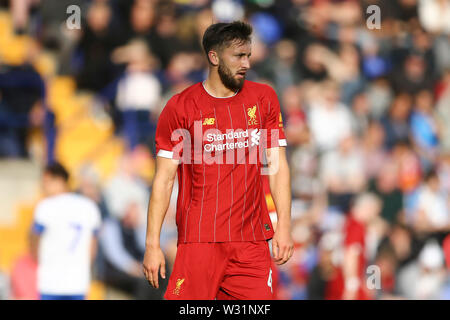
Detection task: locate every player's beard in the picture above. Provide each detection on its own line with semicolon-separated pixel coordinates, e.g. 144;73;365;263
218;61;245;93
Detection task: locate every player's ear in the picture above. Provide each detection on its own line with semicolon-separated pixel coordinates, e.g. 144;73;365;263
208;50;219;66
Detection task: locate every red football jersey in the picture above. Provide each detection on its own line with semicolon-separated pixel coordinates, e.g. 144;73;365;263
155;80;287;243
325;216;369;300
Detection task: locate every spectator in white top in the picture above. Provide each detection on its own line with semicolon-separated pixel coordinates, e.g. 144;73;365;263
397;240;446;300
100;39;162;152
308;80;354;152
30;163;101;300
418;0;450;35
320;135;366;213
414;170;450;244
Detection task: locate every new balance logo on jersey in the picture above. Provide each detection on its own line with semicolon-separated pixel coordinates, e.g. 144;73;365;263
203;118;215;125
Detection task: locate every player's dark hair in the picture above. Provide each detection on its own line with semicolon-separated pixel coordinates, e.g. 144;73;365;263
202;21;252;64
44;162;69;182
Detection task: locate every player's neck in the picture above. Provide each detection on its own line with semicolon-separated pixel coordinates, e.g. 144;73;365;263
46;185;69;197
203;73;238;98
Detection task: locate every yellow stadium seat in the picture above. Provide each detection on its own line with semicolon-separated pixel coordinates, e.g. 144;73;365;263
56;119;113;168
0;35;32;66
0;203;35;272
89;137;126;182
47;77;77;114
0;11;13;48
87;281;106;300
33;52;57;78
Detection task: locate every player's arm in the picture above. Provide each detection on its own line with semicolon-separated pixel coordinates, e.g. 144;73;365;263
30;232;40;262
342;244;361;300
30;212;46;261
143;156;178;289
266;146;294;265
90;237;98;266
90;206;102;266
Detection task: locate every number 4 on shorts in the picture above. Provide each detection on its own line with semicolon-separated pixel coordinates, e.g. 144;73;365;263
267;268;273;293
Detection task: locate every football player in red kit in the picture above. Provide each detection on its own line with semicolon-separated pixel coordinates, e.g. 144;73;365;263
143;21;293;300
325;193;382;300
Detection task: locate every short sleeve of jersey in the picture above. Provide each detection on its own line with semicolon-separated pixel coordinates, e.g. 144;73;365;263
155;95;186;160
33;201;50;234
262;85;287;149
90;202;102;230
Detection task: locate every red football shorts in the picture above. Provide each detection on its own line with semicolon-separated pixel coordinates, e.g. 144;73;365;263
164;241;274;300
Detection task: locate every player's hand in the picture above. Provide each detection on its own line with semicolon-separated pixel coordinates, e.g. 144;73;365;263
142;246;166;289
272;223;294;265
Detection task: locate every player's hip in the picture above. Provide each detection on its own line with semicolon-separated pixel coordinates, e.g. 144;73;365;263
175;210;274;243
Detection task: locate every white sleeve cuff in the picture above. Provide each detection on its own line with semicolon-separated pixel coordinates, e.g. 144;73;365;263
157;149;174;159
279;139;287;147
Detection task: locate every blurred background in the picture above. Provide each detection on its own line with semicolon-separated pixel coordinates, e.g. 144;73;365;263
0;0;450;300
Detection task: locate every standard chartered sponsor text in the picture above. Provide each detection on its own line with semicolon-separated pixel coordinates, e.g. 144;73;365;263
204;129;253;152
204;140;249;152
206;129;249;142
168;121;280;172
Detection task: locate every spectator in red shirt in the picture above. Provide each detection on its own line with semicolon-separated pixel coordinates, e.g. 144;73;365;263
10;233;38;300
326;193;382;300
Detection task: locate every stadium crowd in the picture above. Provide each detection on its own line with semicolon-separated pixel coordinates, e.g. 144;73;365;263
1;0;450;299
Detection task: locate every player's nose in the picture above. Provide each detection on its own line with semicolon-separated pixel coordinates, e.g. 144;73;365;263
241;56;250;69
